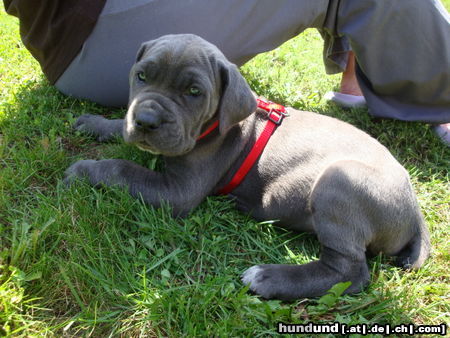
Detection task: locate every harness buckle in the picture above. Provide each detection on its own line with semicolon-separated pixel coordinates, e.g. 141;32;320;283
267;110;284;125
267;105;289;125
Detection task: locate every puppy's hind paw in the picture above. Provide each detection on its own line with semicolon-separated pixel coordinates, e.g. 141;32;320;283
241;265;279;299
241;264;306;301
242;265;263;287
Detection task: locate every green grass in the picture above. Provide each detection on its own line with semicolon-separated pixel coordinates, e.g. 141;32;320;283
1;4;449;336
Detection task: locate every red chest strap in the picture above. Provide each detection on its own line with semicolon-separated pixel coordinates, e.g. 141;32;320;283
217;99;288;195
197;120;219;140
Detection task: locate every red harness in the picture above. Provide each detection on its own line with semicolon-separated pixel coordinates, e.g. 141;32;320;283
197;98;288;195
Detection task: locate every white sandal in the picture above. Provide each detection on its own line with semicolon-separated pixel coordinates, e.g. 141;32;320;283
324;91;367;109
433;123;450;147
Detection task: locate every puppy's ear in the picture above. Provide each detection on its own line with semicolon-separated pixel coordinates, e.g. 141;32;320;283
217;62;257;134
135;41;157;62
135;43;148;62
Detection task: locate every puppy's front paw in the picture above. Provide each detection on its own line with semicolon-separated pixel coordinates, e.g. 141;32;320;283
74;114;121;142
74;114;105;136
64;159;98;186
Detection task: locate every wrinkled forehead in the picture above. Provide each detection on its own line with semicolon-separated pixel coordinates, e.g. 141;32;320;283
138;35;222;73
137;53;207;81
132;37;224;92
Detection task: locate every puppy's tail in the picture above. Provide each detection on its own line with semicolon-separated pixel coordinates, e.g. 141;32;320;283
395;215;431;269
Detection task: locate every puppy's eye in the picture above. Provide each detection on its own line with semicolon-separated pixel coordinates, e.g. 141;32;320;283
188;86;202;97
137;71;146;82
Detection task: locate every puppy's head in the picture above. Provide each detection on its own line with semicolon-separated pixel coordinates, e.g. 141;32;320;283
123;34;256;156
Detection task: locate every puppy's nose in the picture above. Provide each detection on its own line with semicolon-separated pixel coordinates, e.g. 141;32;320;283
135;111;162;131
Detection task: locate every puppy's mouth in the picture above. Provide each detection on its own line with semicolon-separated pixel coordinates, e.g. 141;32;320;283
133;136;195;157
135;142;161;155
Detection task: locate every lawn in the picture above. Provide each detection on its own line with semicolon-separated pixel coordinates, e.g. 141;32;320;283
1;4;449;337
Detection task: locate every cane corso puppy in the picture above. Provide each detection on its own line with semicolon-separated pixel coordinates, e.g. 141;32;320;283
65;34;430;300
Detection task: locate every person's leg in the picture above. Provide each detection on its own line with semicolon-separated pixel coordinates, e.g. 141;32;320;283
328;30;450;146
319;10;366;109
339;52;362;97
324;51;367;108
55;0;329;107
337;0;450;124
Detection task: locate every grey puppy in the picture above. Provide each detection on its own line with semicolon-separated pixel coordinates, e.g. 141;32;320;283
66;34;430;301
